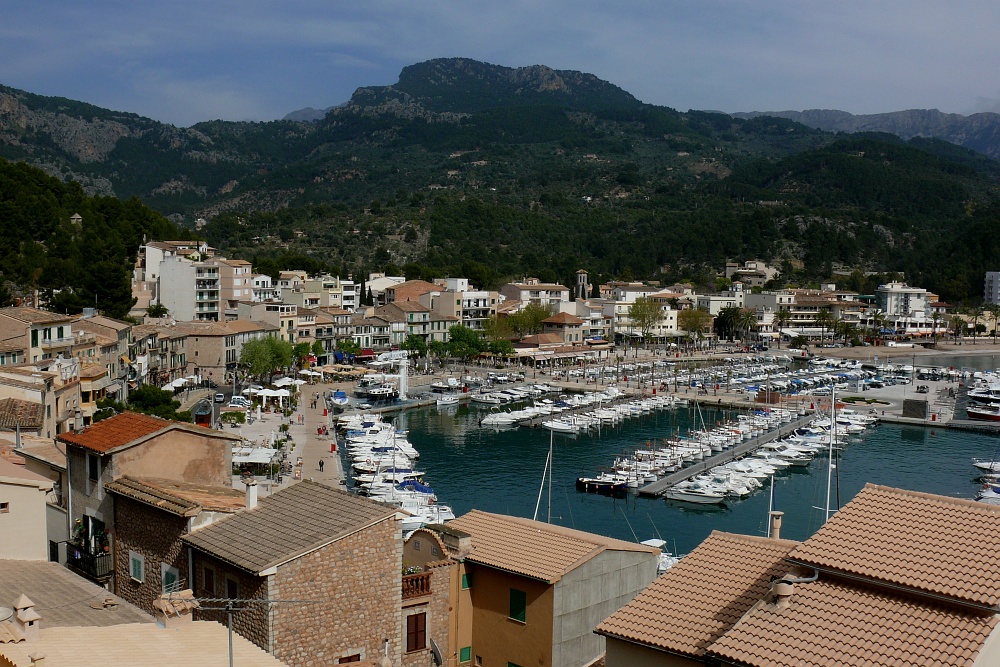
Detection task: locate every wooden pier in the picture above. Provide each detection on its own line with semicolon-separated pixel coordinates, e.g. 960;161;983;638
637;414;817;497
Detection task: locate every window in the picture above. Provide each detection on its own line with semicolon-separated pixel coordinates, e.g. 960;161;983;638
459;647;472;663
0;502;8;513
203;567;216;596
129;551;145;582
31;330;38;347
337;656;361;664
225;576;239;599
508;663;523;667
88;455;100;483
461;573;471;590
161;563;179;593
406;612;426;652
509;588;526;623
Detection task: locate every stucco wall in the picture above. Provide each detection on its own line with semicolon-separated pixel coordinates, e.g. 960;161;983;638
553;549;658;667
113;430;232;487
0;481;50;559
468;564;553;667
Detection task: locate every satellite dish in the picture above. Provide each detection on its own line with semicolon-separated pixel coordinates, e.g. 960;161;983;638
429;638;443;666
0;606;13;623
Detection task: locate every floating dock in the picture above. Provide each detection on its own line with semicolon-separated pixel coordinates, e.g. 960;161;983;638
637;414;817;497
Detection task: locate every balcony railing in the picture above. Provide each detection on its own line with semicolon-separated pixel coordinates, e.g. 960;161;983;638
67;546;113;581
40;336;76;349
401;572;432;600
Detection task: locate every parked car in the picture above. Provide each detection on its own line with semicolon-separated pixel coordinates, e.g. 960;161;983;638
214;393;225;403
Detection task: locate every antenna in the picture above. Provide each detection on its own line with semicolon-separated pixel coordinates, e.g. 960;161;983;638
171;590;323;667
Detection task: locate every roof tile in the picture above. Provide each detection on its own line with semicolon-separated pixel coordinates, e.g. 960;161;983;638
709;577;998;667
57;412;169;453
449;510;659;584
595;531;797;656
787;484;1000;607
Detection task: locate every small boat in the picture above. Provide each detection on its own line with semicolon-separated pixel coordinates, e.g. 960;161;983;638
575;475;627;496
436;394;459;406
331;391;349;406
967;404;1000;422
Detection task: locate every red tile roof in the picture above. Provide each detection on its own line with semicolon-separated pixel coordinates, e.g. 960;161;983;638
543;312;584;325
709;577;998;667
787;484;1000;607
57;412;170;453
595;531;798;656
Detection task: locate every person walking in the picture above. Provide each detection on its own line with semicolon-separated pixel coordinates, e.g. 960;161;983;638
319;459;325;472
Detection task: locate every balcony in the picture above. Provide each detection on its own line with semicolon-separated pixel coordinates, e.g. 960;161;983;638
67;546;113;582
402;572;432;600
40;336;76;349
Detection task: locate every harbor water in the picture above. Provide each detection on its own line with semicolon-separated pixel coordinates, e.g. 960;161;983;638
389;402;1000;554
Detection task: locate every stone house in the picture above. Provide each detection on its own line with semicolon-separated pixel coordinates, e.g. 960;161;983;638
419;510;660;667
105;475;245;615
57;412;239;586
541;312;585;345
597;485;1000;667
181;480;404;667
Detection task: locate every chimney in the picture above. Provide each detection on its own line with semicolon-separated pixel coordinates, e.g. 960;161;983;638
13;594;40;642
770;578;794;610
769;510;784;540
245;479;258;510
152;590;199;629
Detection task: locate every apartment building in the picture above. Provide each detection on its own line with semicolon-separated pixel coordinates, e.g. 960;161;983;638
500;279;570;311
158;256;222;322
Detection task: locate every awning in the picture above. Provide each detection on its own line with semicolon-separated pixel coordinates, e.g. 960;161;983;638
232;447;279;464
105;381;122;394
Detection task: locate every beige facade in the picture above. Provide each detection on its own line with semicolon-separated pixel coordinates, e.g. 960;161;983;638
0;458;54;560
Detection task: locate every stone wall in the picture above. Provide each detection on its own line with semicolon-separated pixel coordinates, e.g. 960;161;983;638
273;516;403;667
401;560;454;667
191;551;271;651
112;495;189;615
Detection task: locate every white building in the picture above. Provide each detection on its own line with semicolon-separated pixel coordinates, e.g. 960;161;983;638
876;282;928;318
985;272;1000;305
500;279;571;311
158;257;221;322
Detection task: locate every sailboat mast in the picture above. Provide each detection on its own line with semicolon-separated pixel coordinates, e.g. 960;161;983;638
825;385;836;523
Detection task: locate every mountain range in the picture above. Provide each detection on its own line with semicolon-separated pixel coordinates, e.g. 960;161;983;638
2;57;1000;304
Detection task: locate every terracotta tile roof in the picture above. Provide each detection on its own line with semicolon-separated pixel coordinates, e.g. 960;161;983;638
106;476;245;516
389;280;438;302
708;577;999;667
518;333;564;346
0;307;72;324
386;300;430;313
543;312;584;325
448;510;659;584
182;480;396;573
0;398;43;429
11;437;66;470
226;320;270;333
57;412;169;453
787;484;1000;607
595;531;798;656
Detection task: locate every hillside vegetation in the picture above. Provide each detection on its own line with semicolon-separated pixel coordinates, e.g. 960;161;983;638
3;58;1000;304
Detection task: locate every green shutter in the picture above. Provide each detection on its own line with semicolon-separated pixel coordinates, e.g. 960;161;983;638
461;573;471;589
509;588;526;622
459;647;472;663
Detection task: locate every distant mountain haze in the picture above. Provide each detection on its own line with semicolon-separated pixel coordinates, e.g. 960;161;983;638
731;109;1000;160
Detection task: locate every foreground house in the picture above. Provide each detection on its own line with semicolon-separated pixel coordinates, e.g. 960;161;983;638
415;510;660;667
181;480;403;667
597;484;1000;667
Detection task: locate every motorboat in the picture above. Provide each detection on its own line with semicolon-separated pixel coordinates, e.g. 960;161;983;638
663;481;727;504
436;394;460;406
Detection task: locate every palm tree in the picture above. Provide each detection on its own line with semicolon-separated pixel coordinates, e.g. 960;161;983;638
773;308;792;349
931;312;943;344
739;308;758;346
986;304;1000;344
968;306;985;345
870;312;888;347
815;308;834;345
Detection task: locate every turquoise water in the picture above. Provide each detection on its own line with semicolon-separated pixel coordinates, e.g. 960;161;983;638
378;404;1000;554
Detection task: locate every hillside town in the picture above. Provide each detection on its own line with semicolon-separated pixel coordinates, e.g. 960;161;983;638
3;235;1000;667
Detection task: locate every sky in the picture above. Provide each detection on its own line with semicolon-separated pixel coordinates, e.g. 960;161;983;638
2;1;999;128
